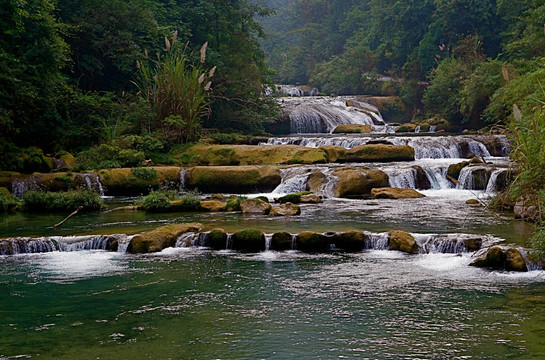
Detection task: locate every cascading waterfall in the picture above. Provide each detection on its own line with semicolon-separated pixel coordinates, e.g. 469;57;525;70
80;173;105;196
264;135;506;160
0;237;56;255
11;178;39;198
272;168;311;195
281;96;385;134
485;168;508;193
179;168;189;192
265;234;272;252
175;233;200;248
387;168;418;189
0;235;123;255
364;233;389;250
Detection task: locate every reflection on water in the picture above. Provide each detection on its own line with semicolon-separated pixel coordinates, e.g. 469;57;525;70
1;249;545;359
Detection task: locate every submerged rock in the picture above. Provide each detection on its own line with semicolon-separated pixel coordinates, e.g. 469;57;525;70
371;187;425;199
470;246;528;272
240;198;272;215
199;200;227;212
270;202;301;217
388;231;419;254
300;193;323;204
127;223;203;254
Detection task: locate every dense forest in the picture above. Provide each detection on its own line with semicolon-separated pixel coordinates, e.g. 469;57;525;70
263;0;545;128
0;0;277;161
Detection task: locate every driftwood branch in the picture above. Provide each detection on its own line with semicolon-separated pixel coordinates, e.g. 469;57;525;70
54;206;83;228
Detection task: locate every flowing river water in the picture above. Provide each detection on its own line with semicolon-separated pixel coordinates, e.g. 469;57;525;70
1;96;545;359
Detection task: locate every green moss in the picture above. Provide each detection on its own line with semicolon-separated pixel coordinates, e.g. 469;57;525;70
127;223;203;253
232;229;265;252
225;196;246;211
296;231;329;252
131;167;158;181
278;191;311;204
0;190;20;213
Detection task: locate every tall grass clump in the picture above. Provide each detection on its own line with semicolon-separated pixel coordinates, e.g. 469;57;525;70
508;90;545;258
22;190;104;212
136;32;215;144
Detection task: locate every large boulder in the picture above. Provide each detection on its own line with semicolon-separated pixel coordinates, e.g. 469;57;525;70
395;123;418;133
333;124;372;134
270;202;301;216
447;161;469;181
388;230;419;254
331;231;367;252
127;223;202;253
413;166;431;190
206;229;228;250
306;171;327;192
470;247;528;272
296;231;330;252
98;167;180;196
240;198;272;215
176;144;328;166
188;166;281;193
333;168;389;198
232;229;265;252
371;187;425;199
336;144;415;163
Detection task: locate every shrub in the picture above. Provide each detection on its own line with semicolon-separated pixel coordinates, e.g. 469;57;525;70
0;143;52;173
0;191;20;213
75;144;145;171
137;190;201;212
22;190;104;212
138;191;173;211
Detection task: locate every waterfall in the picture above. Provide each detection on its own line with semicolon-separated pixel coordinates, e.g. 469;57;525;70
415;126;421;133
263;135;508;160
0;237;57;255
291;234;297;250
275;85;319;97
387;168;418;189
485;168;507;193
272;168;311;195
179;168;189;192
282;96;385;134
175;232;199;248
11;178;40;198
364;233;389;250
56;235;116;252
264;234;272;252
422;165;453;190
225;234;233;250
81;173;104;196
417;234;470;254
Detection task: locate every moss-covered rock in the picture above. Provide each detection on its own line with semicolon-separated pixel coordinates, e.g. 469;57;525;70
466;199;480;205
98;167;181;195
388;230;419;254
332;231;367;251
127;223;202;254
470;247;507;270
0;187;10;196
207;229;228;250
271;232;294;251
296;231;329;252
232;229;265;252
371;187;425;199
240;198;272;214
188;166;281;193
270;202;301;216
395;123;418;133
447;161;469;180
277;191;311;204
55;151;76;171
0;172;21;190
306;171;327;193
199;200;227;212
318;146;346;162
505;248;528;272
336;144;415;163
333;124;372;134
463;238;483;252
333;168;389;198
175;144;328;166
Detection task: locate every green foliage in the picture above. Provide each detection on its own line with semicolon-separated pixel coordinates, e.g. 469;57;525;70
225;196;246;211
0;191;20;213
137;189;201;212
136;37;213;143
75;144;145;171
22;190;104;212
0;143;52;173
